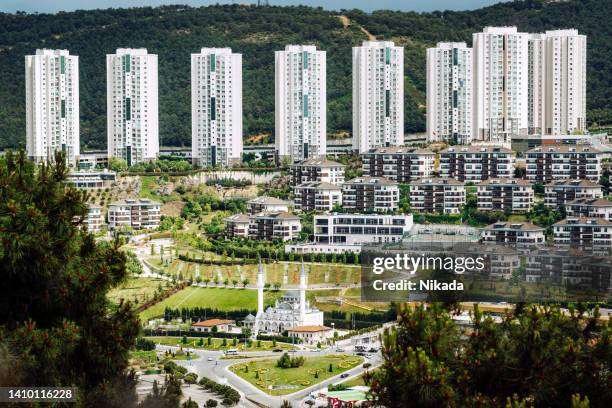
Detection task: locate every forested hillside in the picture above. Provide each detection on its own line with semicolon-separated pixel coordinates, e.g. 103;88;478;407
0;0;610;150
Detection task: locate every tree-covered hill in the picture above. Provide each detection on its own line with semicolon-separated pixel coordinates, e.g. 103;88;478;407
0;0;610;150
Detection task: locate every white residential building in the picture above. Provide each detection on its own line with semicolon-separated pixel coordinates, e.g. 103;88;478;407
473;27;530;145
246;196;290;214
107;198;161;230
553;217;612;252
275;45;326;162
191;48;243;167
362;147;435;183
82;204;104;233
481;222;546;248
289;158;345;186
544;179;603;208
476;178;534;213
528;33;547;135
342;176;400;213
293;182;342;212
352;41;404;153
224;214;250;239
526;145;602;183
248;211;301;241
566;198;612;221
25;49;79;165
313;213;413;245
107;48;159;166
439;145;515;182
426;42;473;144
410;178;466;214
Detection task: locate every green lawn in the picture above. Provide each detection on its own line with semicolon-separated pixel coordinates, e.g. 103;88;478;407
108;277;167;306
139;176;159;200
147;336;292;352
229;355;363;395
139;287;283;322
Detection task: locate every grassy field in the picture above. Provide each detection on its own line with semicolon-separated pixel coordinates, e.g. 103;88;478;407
146;336;292;352
147;259;362;286
230;355;363;395
139;287;284;322
108;277;167;306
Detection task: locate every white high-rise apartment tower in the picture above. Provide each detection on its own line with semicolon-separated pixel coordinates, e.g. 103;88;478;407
528;30;587;136
426;42;473;144
192;48;243;167
275;45;326;162
107;48;159;166
543;30;587;135
353;41;404;153
473;27;530;145
25;49;79;165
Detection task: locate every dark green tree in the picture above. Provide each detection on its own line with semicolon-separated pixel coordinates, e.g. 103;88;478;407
0;151;140;405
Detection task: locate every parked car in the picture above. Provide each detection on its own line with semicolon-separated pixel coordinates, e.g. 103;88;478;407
368;347;378;353
207;357;213;361
335;348;345;352
340;373;350;378
355;352;365;356
272;349;283;353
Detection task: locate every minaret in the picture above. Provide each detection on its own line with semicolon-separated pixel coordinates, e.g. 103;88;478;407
299;261;307;325
257;260;265;316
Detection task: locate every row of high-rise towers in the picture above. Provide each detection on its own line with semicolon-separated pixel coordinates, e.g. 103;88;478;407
24;27;586;167
24;41;404;166
426;27;587;146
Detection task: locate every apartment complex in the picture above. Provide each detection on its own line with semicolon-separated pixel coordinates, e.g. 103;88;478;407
410;178;466;214
361;147;435;182
293;182;342;212
544;179;603;208
342;176;399;213
246;196;290;214
426;42;473;144
25;49;79;165
477;178;533;213
553;217;612;251
313;213;413;245
288;158;345;186
566;198;612;221
528;30;587;135
473;27;530;145
248;212;301;241
439;145;515;182
352;41;404;153
108;198;161;230
525;145;602;183
82;204;104;233
107;48;159;166
275;45;326;162
191;48;242;167
223;214;250;239
65;170;116;189
481;222;546;247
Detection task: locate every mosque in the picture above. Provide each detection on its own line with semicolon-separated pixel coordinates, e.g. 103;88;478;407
243;262;324;334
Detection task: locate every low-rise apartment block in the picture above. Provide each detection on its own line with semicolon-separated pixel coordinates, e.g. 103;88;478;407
361;146;434;182
248;211;301;241
481;222;546;248
410;178;466;214
553;217;612;252
293;182;342;212
439;145;514;182
313;213;413;245
66;170;116;189
544;179;603;208
566;198;612;221
526;145;602;183
82;204;104;233
476;178;533;213
289;158;345;186
108;198;161;230
247;196;290;214
223;214;250;239
342;177;399;213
